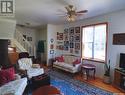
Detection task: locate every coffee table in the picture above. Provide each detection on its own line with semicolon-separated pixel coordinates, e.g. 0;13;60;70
32;85;60;95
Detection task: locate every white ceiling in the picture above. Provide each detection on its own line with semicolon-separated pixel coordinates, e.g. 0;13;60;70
15;0;125;27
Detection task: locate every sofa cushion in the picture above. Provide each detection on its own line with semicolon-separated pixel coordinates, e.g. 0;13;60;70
72;59;81;65
55;56;64;62
0;67;15;86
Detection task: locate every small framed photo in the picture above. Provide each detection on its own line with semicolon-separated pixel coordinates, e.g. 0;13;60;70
64;28;68;34
69;27;74;35
75;43;80;50
75;34;80;42
50;50;54;54
75;27;80;33
69;35;74;42
70;43;74;48
27;37;32;41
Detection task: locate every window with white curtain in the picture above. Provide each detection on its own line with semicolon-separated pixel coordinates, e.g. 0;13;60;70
82;23;107;62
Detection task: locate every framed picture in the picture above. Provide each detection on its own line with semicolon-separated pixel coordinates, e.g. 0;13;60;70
50;50;54;54
57;33;63;40
50;44;54;49
75;27;80;33
27;37;32;41
70;43;74;48
75;34;80;42
75;43;80;50
69;35;74;42
69;27;74;35
64;28;68;34
70;48;73;53
64;41;69;51
59;45;64;50
75;50;79;54
64;35;68;41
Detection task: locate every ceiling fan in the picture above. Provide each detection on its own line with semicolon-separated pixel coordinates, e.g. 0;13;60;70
59;5;88;22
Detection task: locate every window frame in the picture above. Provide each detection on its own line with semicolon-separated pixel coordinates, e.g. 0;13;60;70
81;22;108;63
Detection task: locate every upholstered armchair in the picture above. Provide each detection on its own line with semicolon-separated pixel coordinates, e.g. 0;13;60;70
18;58;44;78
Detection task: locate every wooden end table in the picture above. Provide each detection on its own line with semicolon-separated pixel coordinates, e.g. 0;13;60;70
81;64;96;80
32;85;60;95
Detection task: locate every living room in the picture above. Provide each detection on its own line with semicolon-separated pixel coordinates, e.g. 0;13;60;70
0;0;125;95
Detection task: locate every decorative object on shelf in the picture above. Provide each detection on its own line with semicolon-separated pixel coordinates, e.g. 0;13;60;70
75;27;80;33
70;48;73;53
103;60;111;84
75;34;80;42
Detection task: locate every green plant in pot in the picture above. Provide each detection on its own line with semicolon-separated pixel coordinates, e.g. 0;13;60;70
103;60;111;84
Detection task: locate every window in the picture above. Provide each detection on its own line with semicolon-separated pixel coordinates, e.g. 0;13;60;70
82;23;107;62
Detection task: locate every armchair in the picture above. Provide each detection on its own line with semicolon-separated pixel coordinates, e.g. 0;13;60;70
18;58;44;78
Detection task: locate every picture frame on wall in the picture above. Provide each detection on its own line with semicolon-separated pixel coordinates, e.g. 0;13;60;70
75;43;80;50
27;37;32;41
69;35;74;42
75;27;80;33
70;43;74;48
57;33;63;40
69;27;74;35
64;28;68;34
75;34;80;42
50;50;54;54
64;41;69;51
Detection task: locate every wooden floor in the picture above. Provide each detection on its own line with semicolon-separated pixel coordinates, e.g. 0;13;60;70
74;73;123;94
42;65;124;94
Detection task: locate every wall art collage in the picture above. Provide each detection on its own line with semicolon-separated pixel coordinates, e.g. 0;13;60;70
63;27;81;54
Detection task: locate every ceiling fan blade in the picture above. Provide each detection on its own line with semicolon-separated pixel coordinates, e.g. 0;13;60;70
77;10;88;13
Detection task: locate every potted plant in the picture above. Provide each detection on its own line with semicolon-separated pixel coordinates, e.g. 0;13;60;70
103;60;111;84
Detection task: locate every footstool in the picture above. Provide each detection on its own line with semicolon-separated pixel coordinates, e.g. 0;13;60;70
31;74;50;90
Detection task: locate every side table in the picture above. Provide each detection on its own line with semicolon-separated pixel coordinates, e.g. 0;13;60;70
81;64;96;80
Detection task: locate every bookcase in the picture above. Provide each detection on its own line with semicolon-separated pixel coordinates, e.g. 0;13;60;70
114;68;125;92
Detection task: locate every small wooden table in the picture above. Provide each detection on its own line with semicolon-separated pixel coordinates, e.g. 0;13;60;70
81;64;96;80
32;85;60;95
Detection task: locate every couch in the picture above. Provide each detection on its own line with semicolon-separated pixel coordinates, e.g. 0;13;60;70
53;55;82;73
0;77;27;95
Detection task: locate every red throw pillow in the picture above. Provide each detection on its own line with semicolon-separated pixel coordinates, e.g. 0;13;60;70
72;59;81;65
55;56;64;62
0;67;15;86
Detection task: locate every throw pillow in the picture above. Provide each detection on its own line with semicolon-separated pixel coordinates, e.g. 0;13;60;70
72;59;81;66
0;67;15;86
55;56;64;62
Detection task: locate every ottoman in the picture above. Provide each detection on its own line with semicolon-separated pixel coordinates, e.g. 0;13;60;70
31;74;50;90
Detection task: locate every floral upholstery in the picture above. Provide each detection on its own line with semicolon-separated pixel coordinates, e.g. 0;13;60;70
18;58;44;78
0;78;27;95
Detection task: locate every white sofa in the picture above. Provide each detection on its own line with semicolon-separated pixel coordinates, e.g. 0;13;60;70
53;55;82;73
0;77;27;95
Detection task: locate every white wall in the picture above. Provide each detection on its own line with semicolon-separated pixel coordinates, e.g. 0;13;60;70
62;9;125;80
0;19;16;39
47;24;64;65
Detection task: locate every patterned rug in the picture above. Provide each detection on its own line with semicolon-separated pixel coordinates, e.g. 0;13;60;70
48;70;113;95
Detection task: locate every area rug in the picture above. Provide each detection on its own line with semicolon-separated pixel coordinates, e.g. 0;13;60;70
48;70;113;95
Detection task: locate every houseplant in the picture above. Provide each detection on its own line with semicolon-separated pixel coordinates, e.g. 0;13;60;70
103;60;111;84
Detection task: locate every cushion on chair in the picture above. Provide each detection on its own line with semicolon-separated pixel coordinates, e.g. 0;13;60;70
18;58;32;70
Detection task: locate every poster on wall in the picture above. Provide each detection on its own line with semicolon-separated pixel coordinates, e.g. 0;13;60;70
69;27;74;35
64;41;69;51
75;34;80;42
75;27;80;33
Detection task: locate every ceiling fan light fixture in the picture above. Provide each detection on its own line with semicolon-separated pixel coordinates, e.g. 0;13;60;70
67;15;76;22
